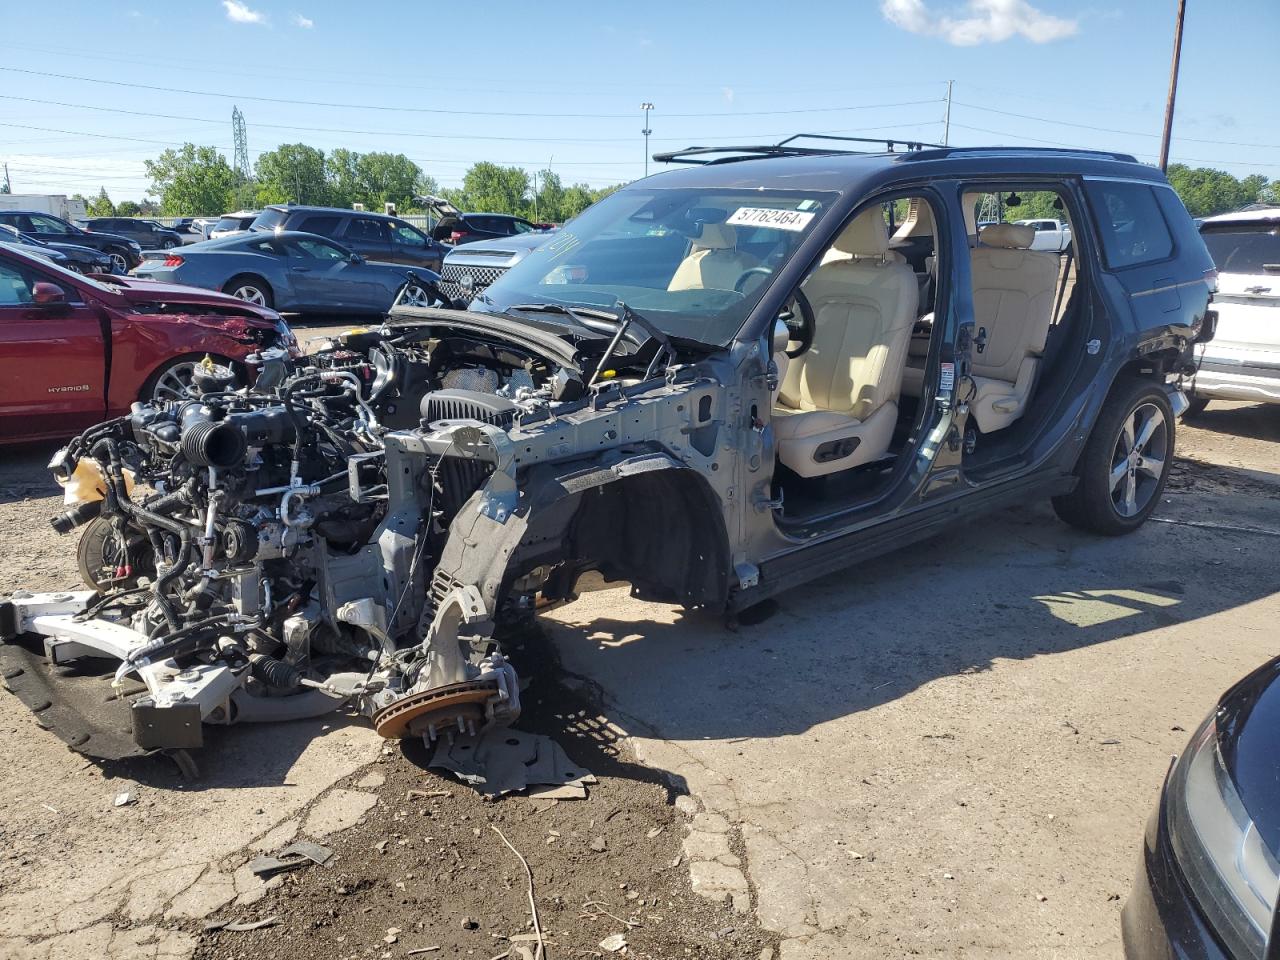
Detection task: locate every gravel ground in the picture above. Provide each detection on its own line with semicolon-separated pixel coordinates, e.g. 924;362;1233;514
0;384;1274;959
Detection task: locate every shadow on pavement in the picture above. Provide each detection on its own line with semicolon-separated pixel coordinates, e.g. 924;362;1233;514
1186;401;1280;443
540;495;1280;745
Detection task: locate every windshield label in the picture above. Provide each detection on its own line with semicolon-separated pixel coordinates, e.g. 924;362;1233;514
727;207;815;232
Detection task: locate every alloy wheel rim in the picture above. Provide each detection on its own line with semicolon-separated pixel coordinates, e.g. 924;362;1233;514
110;253;128;273
402;284;430;307
1109;401;1168;517
152;362;198;403
231;285;266;306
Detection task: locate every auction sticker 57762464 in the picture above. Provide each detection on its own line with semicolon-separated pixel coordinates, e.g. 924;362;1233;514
727;207;815;232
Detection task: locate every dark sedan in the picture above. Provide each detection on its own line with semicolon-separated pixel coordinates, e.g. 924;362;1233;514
132;230;441;315
1123;656;1280;959
0;224;115;274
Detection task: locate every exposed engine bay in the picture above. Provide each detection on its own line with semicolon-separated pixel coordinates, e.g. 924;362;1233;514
1;305;732;763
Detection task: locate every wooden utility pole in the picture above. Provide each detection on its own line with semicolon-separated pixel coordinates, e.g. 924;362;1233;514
943;80;953;146
1158;0;1187;171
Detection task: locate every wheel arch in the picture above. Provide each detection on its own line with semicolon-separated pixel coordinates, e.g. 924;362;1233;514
432;450;734;629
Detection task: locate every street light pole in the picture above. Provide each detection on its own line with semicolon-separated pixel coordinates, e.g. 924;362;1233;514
1158;0;1187;171
641;102;654;177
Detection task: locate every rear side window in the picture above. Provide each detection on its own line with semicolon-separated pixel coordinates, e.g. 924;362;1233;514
299;215;341;236
251;209;288;231
1085;181;1174;268
345;218;389;242
1200;224;1280;275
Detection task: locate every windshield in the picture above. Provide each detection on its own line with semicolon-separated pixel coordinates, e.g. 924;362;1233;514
474;186;837;345
1201;223;1280;275
213;217;245;233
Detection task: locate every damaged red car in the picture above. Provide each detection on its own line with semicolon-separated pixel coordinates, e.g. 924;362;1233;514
0;244;300;444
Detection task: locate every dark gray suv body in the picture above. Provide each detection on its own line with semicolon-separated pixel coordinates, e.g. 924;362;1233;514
250;205;446;272
82;217;184;251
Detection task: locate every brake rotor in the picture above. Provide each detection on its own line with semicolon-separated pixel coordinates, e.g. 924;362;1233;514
371;678;500;740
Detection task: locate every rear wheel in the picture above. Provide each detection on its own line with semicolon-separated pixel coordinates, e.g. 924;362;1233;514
161;239;177;250
222;275;274;308
1052;378;1175;536
108;251;129;274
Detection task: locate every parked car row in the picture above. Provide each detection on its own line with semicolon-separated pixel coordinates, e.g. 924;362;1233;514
0;211;142;272
0;224;115;274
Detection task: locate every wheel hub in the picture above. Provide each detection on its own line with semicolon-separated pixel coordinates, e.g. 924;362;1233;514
371;678;501;740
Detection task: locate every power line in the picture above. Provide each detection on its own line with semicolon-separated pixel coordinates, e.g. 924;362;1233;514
953;101;1280;150
0;66;939;119
947;122;1280;169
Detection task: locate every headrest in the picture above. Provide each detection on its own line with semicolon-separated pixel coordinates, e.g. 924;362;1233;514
979;223;1034;249
833;208;889;258
892;198;934;240
694;222;736;250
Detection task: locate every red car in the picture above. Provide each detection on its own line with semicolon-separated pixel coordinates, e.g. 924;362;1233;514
0;244;299;445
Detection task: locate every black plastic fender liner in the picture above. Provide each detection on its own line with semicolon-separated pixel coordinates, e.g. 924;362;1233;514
0;640;148;760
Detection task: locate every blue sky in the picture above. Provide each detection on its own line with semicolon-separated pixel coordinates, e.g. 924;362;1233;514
2;0;1277;202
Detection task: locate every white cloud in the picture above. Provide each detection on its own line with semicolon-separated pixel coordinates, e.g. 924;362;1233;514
292;12;314;28
222;0;266;24
881;0;1077;45
722;86;735;104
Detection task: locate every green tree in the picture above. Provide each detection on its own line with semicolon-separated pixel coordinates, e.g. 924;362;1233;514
85;187;115;217
145;144;237;216
458;162;530;215
532;169;565;223
354;152;421;211
254;143;329;206
115;200;142;217
1165;164;1270;218
326;148;362;208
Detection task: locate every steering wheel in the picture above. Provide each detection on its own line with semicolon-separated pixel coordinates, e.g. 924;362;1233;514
778;289;815;358
733;266;773;294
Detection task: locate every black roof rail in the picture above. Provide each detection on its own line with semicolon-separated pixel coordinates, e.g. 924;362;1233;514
653;133;945;166
898;145;1139;163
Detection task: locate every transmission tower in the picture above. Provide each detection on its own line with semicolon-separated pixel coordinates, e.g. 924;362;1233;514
232;106;251;181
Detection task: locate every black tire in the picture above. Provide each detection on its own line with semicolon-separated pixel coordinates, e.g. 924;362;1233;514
221;274;274;308
1181;395;1209;419
1052;378;1175;536
77;515;153;591
161;239;177;250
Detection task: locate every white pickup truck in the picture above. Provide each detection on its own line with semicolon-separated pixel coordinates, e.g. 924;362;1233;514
1014;218;1072;252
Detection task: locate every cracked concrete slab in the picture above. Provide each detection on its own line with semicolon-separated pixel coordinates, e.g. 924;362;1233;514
544;493;1280;956
0;702;380;957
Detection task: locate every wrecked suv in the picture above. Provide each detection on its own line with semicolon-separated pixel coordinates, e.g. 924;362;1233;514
1;139;1215;763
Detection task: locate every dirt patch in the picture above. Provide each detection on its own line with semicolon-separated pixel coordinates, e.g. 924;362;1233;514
191;632;779;960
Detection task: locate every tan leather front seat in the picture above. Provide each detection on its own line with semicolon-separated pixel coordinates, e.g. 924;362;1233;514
667;222;760;292
772;209;918;477
967;223;1059;432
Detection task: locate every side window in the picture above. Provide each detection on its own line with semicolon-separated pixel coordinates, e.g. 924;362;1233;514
512;220;535;234
345;218;389;243
30;215;70;235
245;239;281;255
392;223;427;247
0;262;34;305
289;237;348;261
1085;181;1174;268
299;215;341;236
